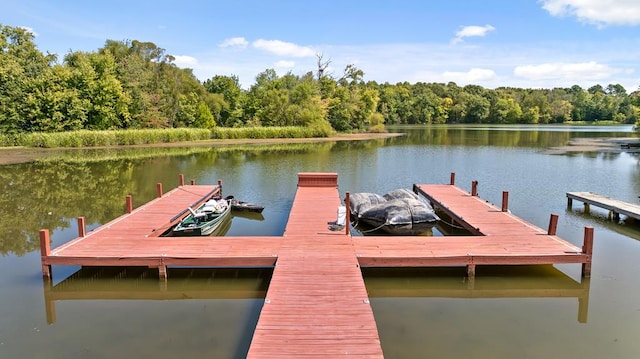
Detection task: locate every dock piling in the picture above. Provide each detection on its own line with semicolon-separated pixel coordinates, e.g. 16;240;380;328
501;191;509;212
179;174;185;186
156;183;163;198
548;214;559;235
39;229;51;278
450;172;456;185
126;195;133;214
467;264;476;279
77;217;86;237
582;226;594;277
471;180;478;196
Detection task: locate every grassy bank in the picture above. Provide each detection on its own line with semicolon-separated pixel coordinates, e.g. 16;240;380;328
0;126;333;148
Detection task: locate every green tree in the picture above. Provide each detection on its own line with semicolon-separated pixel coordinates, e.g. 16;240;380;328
0;24;56;133
204;75;244;126
63;51;131;129
492;98;522;123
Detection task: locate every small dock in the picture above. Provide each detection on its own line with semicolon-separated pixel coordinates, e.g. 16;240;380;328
39;172;594;358
354;178;592;278
567;191;640;221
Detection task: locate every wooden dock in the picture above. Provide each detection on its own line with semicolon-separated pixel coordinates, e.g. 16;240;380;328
354;182;592;278
567;191;640;221
39;172;594;358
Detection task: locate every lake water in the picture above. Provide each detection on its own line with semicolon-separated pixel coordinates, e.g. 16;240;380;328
1;125;639;358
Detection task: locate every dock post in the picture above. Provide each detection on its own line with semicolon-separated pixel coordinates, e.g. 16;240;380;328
77;217;86;237
501;191;509;212
39;229;52;278
156;183;163;198
466;264;476;279
190;179;196;185
345;192;351;235
450;172;456;185
158;265;167;281
611;211;620;221
567;197;573;209
547;214;559;235
126;195;133;214
581;226;594;277
471;181;478;196
584;203;590;214
179;174;185;186
218;179;223;196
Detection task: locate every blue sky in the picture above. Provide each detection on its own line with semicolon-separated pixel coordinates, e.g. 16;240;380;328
2;0;640;91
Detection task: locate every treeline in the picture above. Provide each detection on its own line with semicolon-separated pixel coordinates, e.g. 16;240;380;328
2;23;640;137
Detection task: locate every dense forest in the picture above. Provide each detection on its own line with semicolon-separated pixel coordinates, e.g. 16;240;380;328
2;23;640;136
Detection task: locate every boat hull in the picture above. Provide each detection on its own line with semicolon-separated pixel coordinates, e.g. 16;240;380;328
172;199;232;236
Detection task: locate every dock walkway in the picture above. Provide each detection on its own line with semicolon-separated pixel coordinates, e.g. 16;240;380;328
567;191;640;221
248;177;382;357
39;173;594;358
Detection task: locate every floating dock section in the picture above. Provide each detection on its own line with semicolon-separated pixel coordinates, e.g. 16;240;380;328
40;172;594;358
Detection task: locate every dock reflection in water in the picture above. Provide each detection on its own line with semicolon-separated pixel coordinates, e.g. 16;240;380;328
42;267;272;325
364;265;590;323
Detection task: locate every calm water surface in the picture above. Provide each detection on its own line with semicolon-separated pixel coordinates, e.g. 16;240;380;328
1;124;640;358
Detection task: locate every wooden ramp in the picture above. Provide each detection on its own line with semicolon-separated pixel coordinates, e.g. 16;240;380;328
248;174;383;358
567;191;640;221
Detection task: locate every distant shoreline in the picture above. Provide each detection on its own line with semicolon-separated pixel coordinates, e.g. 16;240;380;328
2;133;636;165
0;132;403;165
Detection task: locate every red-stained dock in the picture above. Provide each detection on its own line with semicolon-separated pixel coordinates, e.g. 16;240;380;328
248;174;382;357
39;172;593;358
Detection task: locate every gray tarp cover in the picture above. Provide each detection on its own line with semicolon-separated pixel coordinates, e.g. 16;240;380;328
348;189;439;227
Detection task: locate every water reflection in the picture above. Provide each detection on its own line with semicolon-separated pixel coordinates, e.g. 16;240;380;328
364;266;590;323
388;124;637;148
43;267;271;323
566;205;640;242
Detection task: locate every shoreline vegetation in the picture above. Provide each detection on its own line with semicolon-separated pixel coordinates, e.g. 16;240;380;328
0;127;336;148
0;126;637;165
0;130;402;165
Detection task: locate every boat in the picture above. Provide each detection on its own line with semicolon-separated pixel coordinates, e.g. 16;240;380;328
172;197;231;236
225;195;264;213
348;189;440;235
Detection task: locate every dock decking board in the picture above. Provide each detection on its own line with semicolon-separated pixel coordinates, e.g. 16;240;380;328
248;180;383;358
40;173;593;358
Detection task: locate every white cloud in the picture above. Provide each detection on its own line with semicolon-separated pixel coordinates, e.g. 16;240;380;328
252;39;315;57
19;26;38;37
452;25;495;44
275;60;296;68
180;39;639;92
514;61;622;81
442;68;498;83
173;55;198;67
219;37;248;48
540;0;640;26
